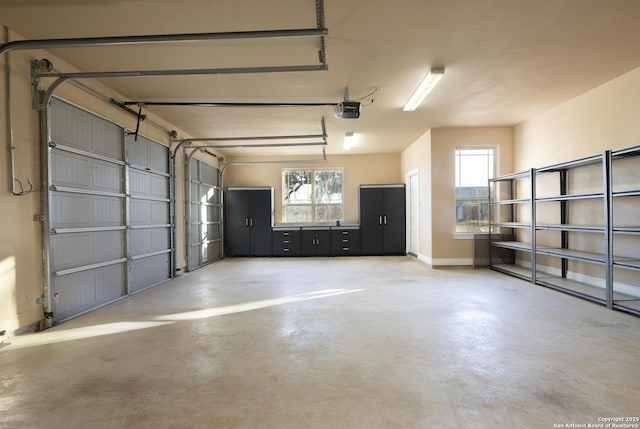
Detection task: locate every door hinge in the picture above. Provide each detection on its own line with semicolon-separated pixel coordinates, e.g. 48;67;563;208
35;296;45;305
33;214;45;222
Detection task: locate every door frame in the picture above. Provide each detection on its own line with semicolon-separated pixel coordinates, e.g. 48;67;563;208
405;169;419;257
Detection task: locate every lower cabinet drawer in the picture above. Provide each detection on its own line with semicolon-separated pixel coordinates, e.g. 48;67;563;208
331;229;360;256
272;230;301;256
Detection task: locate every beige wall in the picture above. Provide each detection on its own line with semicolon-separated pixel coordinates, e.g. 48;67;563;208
514;66;640;169
223;153;402;223
401;127;514;266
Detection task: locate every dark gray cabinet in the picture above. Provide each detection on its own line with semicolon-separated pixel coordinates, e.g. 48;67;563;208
273;228;301;256
226;187;273;256
301;228;331;256
332;227;360;256
359;184;406;255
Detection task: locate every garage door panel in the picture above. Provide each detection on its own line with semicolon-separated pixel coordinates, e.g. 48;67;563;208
190;203;200;224
127;135;169;173
126;136;150;166
190;225;201;243
203;244;220;263
129;169;151;195
190;182;199;202
149;143;169;173
91;121;124;160
190;159;199;178
149;175;169;198
51;231;125;272
130;200;169;225
50;101;93;151
188;246;199;270
199;183;211;200
205;224;220;241
51;194;123;228
207;205;221;223
200;163;218;186
129;171;167;198
201;245;211;263
130;254;170;293
50;100;122;159
51;151;123;193
130;228;170;255
54;263;126;322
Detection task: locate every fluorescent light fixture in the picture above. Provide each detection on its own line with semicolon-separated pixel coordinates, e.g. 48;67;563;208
403;67;445;111
344;132;356;150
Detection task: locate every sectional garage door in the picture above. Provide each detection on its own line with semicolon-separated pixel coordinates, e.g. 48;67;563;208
187;157;222;271
48;98;172;324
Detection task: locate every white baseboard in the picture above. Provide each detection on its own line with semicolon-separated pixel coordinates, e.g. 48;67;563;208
416;254;476;267
431;257;474;267
417;253;432;265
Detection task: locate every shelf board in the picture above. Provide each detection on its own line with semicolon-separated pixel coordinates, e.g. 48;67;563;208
612;189;640;198
613;300;640;315
535;275;607;302
613;259;640;271
613;226;640;235
612;144;640;158
535;224;605;232
490;198;531;205
491;171;530;182
490;241;532;252
536;153;603;172
536;192;603;202
491;264;532;281
492;222;531;229
535;247;606;264
536;272;640;310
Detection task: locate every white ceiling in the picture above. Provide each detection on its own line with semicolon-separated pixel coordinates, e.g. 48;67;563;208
2;0;640;157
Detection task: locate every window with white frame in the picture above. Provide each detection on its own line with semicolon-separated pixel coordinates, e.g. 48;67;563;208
282;168;343;223
455;147;495;233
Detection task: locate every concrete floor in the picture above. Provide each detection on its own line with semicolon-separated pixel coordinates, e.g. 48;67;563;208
1;257;639;429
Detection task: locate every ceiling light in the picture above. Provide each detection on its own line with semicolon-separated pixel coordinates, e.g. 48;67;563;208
403;67;445;112
344;132;356;150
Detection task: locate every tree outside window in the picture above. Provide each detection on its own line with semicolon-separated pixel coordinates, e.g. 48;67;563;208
455;148;495;232
282;168;343;223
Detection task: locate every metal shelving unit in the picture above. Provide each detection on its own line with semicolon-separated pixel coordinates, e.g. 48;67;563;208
534;152;609;306
490;146;640;316
489;169;534;282
610;145;640;315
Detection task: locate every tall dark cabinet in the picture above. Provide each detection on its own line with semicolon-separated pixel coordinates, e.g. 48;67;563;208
226;187;273;256
359;184;406;255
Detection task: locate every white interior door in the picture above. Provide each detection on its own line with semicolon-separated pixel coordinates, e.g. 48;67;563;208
406;170;419;256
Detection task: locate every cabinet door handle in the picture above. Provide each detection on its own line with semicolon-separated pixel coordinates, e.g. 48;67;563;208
342;247;350;251
245;217;249;227
342;231;349;235
249;217;254;227
383;215;387;225
342;239;349;243
379;215;383;225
